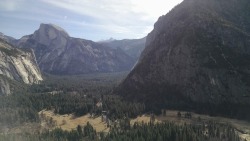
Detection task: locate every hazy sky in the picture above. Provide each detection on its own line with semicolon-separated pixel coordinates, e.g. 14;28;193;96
0;0;183;41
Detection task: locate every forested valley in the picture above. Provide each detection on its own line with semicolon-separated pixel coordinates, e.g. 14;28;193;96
0;72;247;141
0;72;144;128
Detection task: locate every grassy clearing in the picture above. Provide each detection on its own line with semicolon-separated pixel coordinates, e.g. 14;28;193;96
39;110;157;132
130;115;160;125
130;115;151;125
39;110;109;133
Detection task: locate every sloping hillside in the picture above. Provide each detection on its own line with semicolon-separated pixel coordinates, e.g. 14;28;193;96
117;0;250;119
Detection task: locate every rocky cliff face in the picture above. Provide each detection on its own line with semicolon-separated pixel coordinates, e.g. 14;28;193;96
117;0;250;116
18;24;134;75
0;39;43;94
0;77;11;95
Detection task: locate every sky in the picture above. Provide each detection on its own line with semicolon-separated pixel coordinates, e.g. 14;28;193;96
0;0;183;41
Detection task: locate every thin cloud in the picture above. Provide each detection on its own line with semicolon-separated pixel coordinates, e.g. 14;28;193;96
40;0;183;39
41;0;140;25
41;0;183;24
0;0;25;11
0;0;183;40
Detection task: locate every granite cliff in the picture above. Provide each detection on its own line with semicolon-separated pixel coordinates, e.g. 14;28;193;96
0;39;42;95
117;0;250;118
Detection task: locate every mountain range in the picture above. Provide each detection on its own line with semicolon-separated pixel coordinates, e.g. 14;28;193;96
0;23;146;94
15;24;141;75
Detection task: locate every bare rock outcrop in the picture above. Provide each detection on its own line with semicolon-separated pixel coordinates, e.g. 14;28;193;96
0;39;43;94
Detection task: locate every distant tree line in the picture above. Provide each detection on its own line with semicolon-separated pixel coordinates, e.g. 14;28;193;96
104;121;241;141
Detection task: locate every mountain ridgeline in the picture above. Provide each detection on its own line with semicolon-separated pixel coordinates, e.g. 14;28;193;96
0;32;17;45
100;37;146;60
17;24;136;75
117;0;250;119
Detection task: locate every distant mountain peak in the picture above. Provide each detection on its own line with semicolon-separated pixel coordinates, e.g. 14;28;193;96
32;23;69;46
40;23;69;35
98;37;116;43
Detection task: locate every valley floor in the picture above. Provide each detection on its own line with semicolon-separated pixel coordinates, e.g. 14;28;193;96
38;109;250;141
